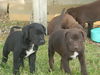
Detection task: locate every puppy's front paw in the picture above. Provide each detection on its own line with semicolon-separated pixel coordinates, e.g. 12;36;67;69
48;68;54;72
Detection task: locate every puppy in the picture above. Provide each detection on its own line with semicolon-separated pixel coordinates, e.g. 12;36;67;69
48;28;88;75
2;23;46;75
67;0;100;37
47;9;83;35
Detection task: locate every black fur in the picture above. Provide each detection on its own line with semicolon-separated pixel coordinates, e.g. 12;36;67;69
1;23;46;75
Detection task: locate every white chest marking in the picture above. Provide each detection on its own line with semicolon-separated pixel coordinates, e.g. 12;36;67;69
70;52;79;59
25;44;35;57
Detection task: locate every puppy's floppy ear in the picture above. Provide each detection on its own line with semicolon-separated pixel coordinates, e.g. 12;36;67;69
65;29;69;38
80;30;87;41
42;25;46;35
22;26;30;42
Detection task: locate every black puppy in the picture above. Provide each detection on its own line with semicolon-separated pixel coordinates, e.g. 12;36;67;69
1;23;46;75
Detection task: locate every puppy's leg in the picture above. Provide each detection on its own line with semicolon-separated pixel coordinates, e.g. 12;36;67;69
13;53;21;75
88;22;93;38
61;58;72;75
48;46;55;71
76;18;85;27
20;58;24;68
60;58;63;70
2;45;10;63
78;52;88;75
28;53;36;73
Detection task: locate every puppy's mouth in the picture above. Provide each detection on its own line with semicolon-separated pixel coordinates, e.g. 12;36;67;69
38;40;45;45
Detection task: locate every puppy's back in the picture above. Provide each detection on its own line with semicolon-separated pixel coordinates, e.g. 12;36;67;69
4;31;23;51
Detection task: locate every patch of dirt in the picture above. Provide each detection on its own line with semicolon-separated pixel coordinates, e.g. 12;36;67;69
87;38;100;47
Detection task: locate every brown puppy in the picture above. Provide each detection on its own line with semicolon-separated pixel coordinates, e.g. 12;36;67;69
48;28;87;75
47;12;83;35
67;0;100;37
47;9;65;35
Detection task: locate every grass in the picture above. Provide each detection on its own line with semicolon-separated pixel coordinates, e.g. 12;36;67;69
0;21;29;26
0;36;100;75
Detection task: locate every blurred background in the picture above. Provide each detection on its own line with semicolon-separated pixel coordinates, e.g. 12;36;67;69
0;0;97;21
0;0;100;42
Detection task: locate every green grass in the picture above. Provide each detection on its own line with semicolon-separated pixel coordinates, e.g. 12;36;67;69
0;37;100;75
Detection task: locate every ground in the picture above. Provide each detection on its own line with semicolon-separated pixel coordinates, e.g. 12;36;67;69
0;22;100;75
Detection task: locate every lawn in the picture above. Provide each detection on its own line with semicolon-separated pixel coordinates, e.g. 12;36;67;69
0;36;100;75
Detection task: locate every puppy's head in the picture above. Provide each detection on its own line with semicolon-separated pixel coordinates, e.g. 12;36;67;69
65;28;86;52
22;23;46;46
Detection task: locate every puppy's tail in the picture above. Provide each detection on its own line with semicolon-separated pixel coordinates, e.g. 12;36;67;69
10;26;22;34
61;8;66;15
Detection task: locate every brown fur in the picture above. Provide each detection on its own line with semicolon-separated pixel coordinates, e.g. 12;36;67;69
47;13;83;35
67;0;100;37
48;28;88;75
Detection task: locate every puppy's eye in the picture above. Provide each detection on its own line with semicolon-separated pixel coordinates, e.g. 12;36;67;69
69;38;73;42
71;35;79;41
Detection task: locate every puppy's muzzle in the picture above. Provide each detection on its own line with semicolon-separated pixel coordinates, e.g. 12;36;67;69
39;40;45;45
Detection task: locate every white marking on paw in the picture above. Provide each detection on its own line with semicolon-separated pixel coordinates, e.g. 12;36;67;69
70;51;79;59
25;44;35;57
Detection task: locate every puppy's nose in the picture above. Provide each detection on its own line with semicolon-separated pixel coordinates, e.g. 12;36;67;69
74;46;78;50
